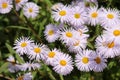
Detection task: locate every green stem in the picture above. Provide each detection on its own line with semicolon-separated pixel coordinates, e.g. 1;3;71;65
59;74;64;80
47;67;56;80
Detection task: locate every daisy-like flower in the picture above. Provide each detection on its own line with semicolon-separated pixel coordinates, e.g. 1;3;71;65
87;6;100;26
95;35;120;58
23;2;39;18
7;56;20;73
0;0;13;14
17;72;32;80
45;48;63;66
67;37;87;54
53;53;73;75
52;5;70;23
20;62;40;71
44;24;60;43
69;6;87;27
15;0;28;11
75;49;95;72
28;43;49;61
51;3;64;11
90;51;107;72
99;8;120;28
59;28;78;45
103;25;120;45
13;37;34;55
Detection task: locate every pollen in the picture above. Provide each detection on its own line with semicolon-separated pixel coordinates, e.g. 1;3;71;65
34;47;41;53
29;8;33;13
82;57;89;64
74;13;80;19
21;42;27;47
48;51;55;58
2;2;8;9
107;41;115;48
48;30;54;35
59;10;66;16
17;76;24;80
94;57;101;64
113;30;120;36
91;12;98;18
66;32;73;38
60;60;67;66
107;13;114;19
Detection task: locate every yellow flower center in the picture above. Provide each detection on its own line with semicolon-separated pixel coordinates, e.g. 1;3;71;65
82;57;89;64
20;42;27;47
29;8;33;13
107;13;114;19
94;57;101;64
91;12;98;18
59;10;66;16
48;30;54;35
34;47;41;53
60;60;67;66
74;13;80;19
15;0;21;3
2;2;8;9
66;32;73;38
17;76;24;80
113;30;120;36
73;41;80;46
107;42;114;48
48;51;55;58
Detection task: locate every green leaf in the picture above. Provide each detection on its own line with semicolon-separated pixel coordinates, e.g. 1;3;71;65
15;54;25;63
0;62;9;73
5;43;16;54
6;26;29;30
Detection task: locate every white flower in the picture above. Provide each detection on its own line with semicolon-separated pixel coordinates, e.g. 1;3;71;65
15;0;28;11
75;49;95;72
53;53;73;75
20;62;40;71
99;8;120;28
28;43;49;61
90;51;107;72
7;55;15;62
52;5;70;23
8;63;20;73
95;35;120;58
13;37;34;55
59;28;78;45
23;2;39;18
45;48;63;66
0;0;13;14
17;72;32;80
69;6;87;27
44;24;60;43
51;3;64;11
87;6;100;26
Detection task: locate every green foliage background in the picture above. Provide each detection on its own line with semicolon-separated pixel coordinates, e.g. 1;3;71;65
1;0;120;80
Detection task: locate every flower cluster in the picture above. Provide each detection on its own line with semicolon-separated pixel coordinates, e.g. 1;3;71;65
0;0;39;18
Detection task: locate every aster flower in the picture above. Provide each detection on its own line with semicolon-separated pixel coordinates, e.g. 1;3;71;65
75;49;95;72
13;37;34;55
23;2;39;18
15;0;28;11
44;24;60;43
53;53;73;75
17;72;32;80
0;0;13;14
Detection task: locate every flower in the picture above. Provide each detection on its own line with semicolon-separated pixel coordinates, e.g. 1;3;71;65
69;6;87;26
0;0;13;14
20;62;40;71
45;48;63;66
99;8;120;28
15;0;28;11
23;2;39;18
28;43;49;61
17;72;32;80
52;5;70;23
44;24;60;42
87;6;100;26
75;49;95;71
51;3;64;11
95;35;120;58
90;51;107;72
13;37;34;55
53;53;73;75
